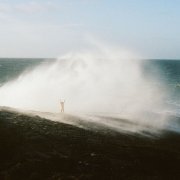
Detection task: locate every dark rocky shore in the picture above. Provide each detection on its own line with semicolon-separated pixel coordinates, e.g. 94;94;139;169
0;109;180;180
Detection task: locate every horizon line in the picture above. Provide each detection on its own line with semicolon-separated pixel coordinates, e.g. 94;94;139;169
0;57;180;61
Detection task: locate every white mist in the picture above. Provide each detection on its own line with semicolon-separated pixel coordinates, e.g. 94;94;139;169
0;42;169;132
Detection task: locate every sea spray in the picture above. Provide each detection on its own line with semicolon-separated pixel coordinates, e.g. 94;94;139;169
0;43;170;132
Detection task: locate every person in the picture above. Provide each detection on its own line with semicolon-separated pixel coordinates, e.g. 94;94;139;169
60;99;65;113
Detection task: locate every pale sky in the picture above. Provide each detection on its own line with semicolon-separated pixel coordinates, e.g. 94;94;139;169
0;0;180;58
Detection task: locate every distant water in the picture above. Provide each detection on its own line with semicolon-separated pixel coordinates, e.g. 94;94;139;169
142;59;180;116
0;58;45;85
0;58;179;116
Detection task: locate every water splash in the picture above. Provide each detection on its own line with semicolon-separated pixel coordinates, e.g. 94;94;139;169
0;42;171;132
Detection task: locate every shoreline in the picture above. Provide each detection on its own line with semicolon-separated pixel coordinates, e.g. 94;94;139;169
0;109;180;179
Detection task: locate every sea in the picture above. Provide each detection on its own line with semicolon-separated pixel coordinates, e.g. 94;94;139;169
0;58;179;115
142;59;180;116
0;58;179;134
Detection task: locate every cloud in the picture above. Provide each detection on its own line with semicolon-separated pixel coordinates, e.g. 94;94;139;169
0;3;11;13
15;2;56;14
0;2;56;14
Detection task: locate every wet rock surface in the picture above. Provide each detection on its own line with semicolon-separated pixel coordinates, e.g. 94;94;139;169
0;110;180;180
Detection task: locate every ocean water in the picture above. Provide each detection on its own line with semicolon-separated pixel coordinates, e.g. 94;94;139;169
142;60;180;115
0;58;179;112
0;58;44;85
0;57;179;134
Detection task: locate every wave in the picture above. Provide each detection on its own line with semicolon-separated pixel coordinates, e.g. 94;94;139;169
0;42;176;133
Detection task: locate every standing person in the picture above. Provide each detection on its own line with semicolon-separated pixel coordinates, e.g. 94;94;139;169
60;99;65;113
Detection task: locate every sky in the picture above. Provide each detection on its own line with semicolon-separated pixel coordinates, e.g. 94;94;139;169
0;0;180;58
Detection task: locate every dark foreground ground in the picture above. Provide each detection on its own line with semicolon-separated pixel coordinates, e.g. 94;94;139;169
0;109;180;180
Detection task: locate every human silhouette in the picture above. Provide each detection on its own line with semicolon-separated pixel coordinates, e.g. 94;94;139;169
60;99;65;113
